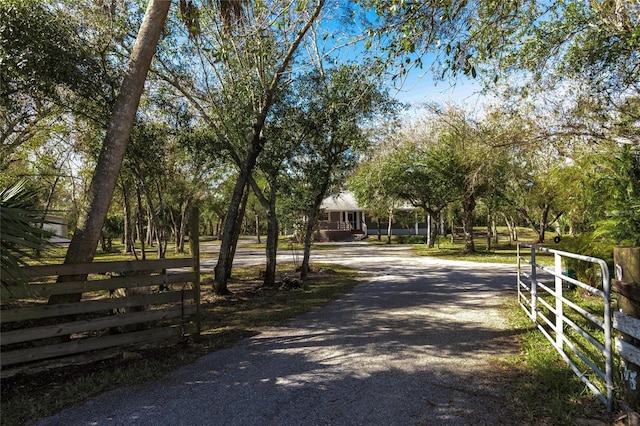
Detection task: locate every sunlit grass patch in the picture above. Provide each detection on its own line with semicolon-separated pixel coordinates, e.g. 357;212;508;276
500;291;615;424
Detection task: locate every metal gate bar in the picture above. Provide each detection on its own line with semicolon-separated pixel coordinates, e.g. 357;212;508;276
517;243;613;411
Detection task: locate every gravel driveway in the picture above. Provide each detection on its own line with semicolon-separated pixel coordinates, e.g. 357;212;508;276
37;244;519;426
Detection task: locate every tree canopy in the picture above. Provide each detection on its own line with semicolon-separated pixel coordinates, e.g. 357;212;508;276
2;0;638;292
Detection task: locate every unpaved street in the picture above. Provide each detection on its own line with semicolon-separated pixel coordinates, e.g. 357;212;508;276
37;243;519;425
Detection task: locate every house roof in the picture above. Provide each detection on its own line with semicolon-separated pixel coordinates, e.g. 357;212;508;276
320;192;365;211
321;191;418;212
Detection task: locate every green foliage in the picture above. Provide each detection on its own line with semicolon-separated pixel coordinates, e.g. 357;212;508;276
392;133;464;213
359;0;638;126
395;234;425;244
0;0;103;106
0;181;52;286
285;64;395;218
591;144;640;246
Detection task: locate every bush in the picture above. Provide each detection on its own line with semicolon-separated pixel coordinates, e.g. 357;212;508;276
559;234;613;289
395;234;427;244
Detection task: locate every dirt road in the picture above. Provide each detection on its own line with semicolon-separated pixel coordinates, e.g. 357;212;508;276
37;243;519;425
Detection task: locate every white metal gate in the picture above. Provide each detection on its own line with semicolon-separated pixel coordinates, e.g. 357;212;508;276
517;243;613;411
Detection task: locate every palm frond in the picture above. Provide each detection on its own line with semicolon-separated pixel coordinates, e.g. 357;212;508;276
1;181;54;287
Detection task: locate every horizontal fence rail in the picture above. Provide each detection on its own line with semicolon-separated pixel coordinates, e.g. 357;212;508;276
0;257;200;378
517;243;613;411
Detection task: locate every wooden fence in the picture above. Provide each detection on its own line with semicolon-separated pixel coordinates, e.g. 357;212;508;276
0;256;200;378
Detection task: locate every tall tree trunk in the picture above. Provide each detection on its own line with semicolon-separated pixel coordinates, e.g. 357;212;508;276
170;207;180;253
146;214;154;247
136;185;146;260
122;182;134;254
49;0;170;303
178;203;189;253
492;216;498;245
247;173;279;287
264;203;278;286
426;212;432;247
376;219;381;241
225;183;251;281
215;173;254;294
462;193;476;253
538;204;550;244
255;212;261;244
428;210;438;248
216;215;224;239
300;212;317;279
212;0;324;293
486;213;492;251
257;180;279;287
387;209;393;244
139;174;163;257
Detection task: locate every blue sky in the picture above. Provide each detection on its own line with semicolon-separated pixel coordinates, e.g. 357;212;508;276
392;73;487;108
320;11;491;116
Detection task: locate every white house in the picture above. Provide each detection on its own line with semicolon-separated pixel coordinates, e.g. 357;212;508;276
318;192;435;241
318;192;368;241
44;214;70;243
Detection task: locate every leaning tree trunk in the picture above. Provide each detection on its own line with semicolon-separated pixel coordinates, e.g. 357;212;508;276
215;173;254;294
226;184;251;281
49;0;170;305
462;193;476;253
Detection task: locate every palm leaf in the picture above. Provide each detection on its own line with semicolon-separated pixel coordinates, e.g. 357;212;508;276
1;181;54;287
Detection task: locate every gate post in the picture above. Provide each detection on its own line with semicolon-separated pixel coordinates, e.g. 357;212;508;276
531;246;537;319
555;253;564;350
613;246;640;411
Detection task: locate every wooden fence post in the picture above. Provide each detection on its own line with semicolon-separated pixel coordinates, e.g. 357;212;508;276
189;206;201;338
612;246;640;411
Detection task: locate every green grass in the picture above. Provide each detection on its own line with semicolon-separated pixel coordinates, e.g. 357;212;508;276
0;262;360;426
400;227;556;265
243;240;341;252
500;290;616;424
28;241;197;265
412;239;522;263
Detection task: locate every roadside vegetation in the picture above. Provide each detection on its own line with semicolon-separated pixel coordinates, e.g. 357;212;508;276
501;294;618;425
380;226;567;265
